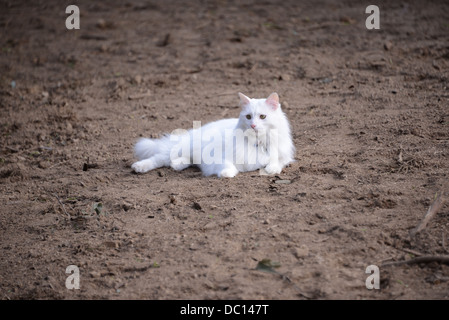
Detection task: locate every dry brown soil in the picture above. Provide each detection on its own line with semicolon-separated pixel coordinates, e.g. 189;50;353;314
1;0;449;299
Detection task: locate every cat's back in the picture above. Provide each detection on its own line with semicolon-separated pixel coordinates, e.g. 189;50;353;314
199;118;238;134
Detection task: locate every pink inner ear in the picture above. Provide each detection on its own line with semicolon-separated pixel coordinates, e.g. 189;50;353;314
238;93;251;106
266;98;279;110
266;92;279;110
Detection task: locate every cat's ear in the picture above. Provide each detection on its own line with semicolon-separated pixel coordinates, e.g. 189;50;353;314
238;92;251;107
266;92;280;110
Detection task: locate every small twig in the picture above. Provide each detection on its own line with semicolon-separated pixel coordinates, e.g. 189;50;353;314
83;157;99;171
128;91;152;100
280;274;313;299
80;34;108;40
397;148;403;164
49;192;71;218
83;163;99;171
47;160;67;170
5;146;20;153
215;91;238;97
385;243;426;263
382;255;449;267
443;232;449;254
4;145;52;155
312;236;330;243
253;263;312;299
380;257;395;264
391;246;424;257
410;190;446;238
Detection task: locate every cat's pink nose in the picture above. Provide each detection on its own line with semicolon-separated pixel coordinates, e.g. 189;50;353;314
251;124;256;129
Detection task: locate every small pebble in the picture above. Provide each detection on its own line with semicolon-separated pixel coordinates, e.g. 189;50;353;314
134;75;142;85
275;179;291;184
384;41;393;51
294;245;309;258
122;201;134;212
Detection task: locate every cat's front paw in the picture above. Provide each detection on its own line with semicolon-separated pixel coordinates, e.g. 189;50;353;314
170;157;190;171
264;163;283;175
219;167;238;178
132;160;151;173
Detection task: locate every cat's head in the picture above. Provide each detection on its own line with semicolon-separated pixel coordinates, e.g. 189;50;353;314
237;92;282;133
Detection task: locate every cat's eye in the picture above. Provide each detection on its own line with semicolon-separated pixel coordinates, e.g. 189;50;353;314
246;114;252;120
260;114;266;119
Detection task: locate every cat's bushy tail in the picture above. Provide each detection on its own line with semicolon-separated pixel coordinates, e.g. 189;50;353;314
134;138;157;160
134;135;173;161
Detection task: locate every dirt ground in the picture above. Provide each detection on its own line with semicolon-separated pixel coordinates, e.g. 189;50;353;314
1;0;448;300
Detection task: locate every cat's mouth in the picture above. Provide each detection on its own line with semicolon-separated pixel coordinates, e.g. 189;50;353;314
253;127;266;132
253;128;267;138
249;127;259;134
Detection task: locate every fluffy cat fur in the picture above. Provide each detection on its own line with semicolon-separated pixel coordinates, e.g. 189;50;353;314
132;92;295;178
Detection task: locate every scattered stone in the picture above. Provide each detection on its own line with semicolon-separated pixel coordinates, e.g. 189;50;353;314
99;44;109;52
279;74;291;81
122;201;134;212
96;19;107;29
80;34;108;41
320;77;333;84
432;59;441;70
27;85;40;95
0;163;29;181
133;75;142;85
38;161;50;169
340;16;356;25
315;213;326;220
384;41;393;51
192;201;202;210
202;221;217;231
83;161;99;171
104;241;119;249
128;91;151;100
156;33;171;47
66;122;73;135
293;245;309;259
275;179;291;184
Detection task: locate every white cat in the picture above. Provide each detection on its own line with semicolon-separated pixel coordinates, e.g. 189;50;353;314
131;92;295;178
